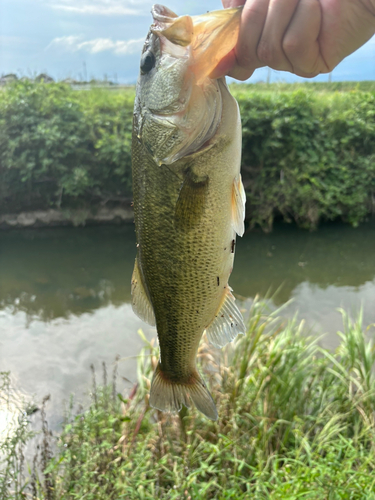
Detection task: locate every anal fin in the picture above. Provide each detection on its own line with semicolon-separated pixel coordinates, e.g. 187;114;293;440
131;257;156;326
205;285;245;348
231;173;246;237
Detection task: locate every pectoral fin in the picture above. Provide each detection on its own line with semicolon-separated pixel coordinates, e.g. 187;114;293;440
231;173;246;237
205;285;245;348
175;172;209;229
131;257;156;326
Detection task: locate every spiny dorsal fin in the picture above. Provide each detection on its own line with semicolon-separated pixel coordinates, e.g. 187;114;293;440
231;173;246;236
131;257;156;326
205;285;245;348
149;363;218;420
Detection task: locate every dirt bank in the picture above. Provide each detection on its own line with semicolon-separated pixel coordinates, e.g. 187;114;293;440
0;207;134;229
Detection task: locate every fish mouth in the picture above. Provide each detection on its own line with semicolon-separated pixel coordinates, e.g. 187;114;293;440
140;6;241;165
151;4;242;84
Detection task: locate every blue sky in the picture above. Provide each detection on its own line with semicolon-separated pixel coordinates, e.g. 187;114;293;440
1;0;374;83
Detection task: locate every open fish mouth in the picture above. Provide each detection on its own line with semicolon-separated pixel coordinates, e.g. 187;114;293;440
135;4;242;166
151;4;242;84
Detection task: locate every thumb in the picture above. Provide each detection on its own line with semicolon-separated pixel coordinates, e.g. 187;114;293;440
209;48;237;79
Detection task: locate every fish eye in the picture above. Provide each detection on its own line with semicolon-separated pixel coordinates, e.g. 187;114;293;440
140;51;155;74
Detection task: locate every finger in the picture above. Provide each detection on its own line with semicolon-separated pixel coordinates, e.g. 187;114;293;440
283;0;327;77
229;0;271;79
226;60;265;81
214;0;270;80
210;49;237;79
222;0;246;7
256;0;300;72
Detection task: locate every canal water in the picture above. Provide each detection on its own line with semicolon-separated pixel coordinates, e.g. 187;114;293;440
0;220;375;428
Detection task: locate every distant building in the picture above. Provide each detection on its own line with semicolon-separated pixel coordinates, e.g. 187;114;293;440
62;78;78;85
0;74;18;85
35;73;54;83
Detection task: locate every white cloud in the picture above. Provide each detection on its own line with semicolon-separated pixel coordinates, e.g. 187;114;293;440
46;0;146;15
47;35;83;50
46;35;144;55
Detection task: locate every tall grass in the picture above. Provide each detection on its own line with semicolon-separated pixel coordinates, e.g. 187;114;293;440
2;300;375;498
0;373;35;499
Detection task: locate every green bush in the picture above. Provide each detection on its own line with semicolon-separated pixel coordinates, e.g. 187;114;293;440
0;81;374;230
0;82;134;213
233;88;375;230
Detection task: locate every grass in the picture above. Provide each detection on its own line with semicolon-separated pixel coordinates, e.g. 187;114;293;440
2;299;375;499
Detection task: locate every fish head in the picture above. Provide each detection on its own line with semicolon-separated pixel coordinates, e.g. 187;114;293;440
134;4;241;166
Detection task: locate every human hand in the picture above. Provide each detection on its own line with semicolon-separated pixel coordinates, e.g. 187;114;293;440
213;0;375;80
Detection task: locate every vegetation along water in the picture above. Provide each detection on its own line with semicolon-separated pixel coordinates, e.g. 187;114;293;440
2;298;375;498
0;80;374;230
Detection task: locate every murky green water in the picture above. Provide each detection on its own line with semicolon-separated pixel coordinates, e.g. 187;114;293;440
1;221;375;427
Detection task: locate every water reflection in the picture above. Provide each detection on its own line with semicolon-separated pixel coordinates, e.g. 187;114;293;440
0;221;375;426
0;227;135;320
1;221;374;321
232;220;375;305
0;373;28;440
0;304;152;429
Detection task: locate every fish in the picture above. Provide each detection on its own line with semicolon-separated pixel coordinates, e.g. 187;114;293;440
131;4;246;420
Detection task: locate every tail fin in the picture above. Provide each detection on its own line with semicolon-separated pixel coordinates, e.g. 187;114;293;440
149;363;218;421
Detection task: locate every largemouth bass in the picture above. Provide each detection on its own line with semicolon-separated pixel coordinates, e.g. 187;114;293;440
131;4;245;420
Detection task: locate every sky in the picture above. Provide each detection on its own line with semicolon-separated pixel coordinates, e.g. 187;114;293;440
1;0;374;84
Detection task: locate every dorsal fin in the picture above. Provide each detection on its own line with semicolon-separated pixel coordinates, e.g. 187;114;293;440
205;285;245;348
131;257;156;326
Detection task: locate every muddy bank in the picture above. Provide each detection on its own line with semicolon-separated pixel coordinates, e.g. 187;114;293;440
0;207;134;229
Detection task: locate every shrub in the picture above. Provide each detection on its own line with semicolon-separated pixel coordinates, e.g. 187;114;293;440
233;88;375;230
0;82;134;214
1;81;374;230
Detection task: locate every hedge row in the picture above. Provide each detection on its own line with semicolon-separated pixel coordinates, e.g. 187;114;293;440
232;85;375;229
0;82;134;214
0;81;374;229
